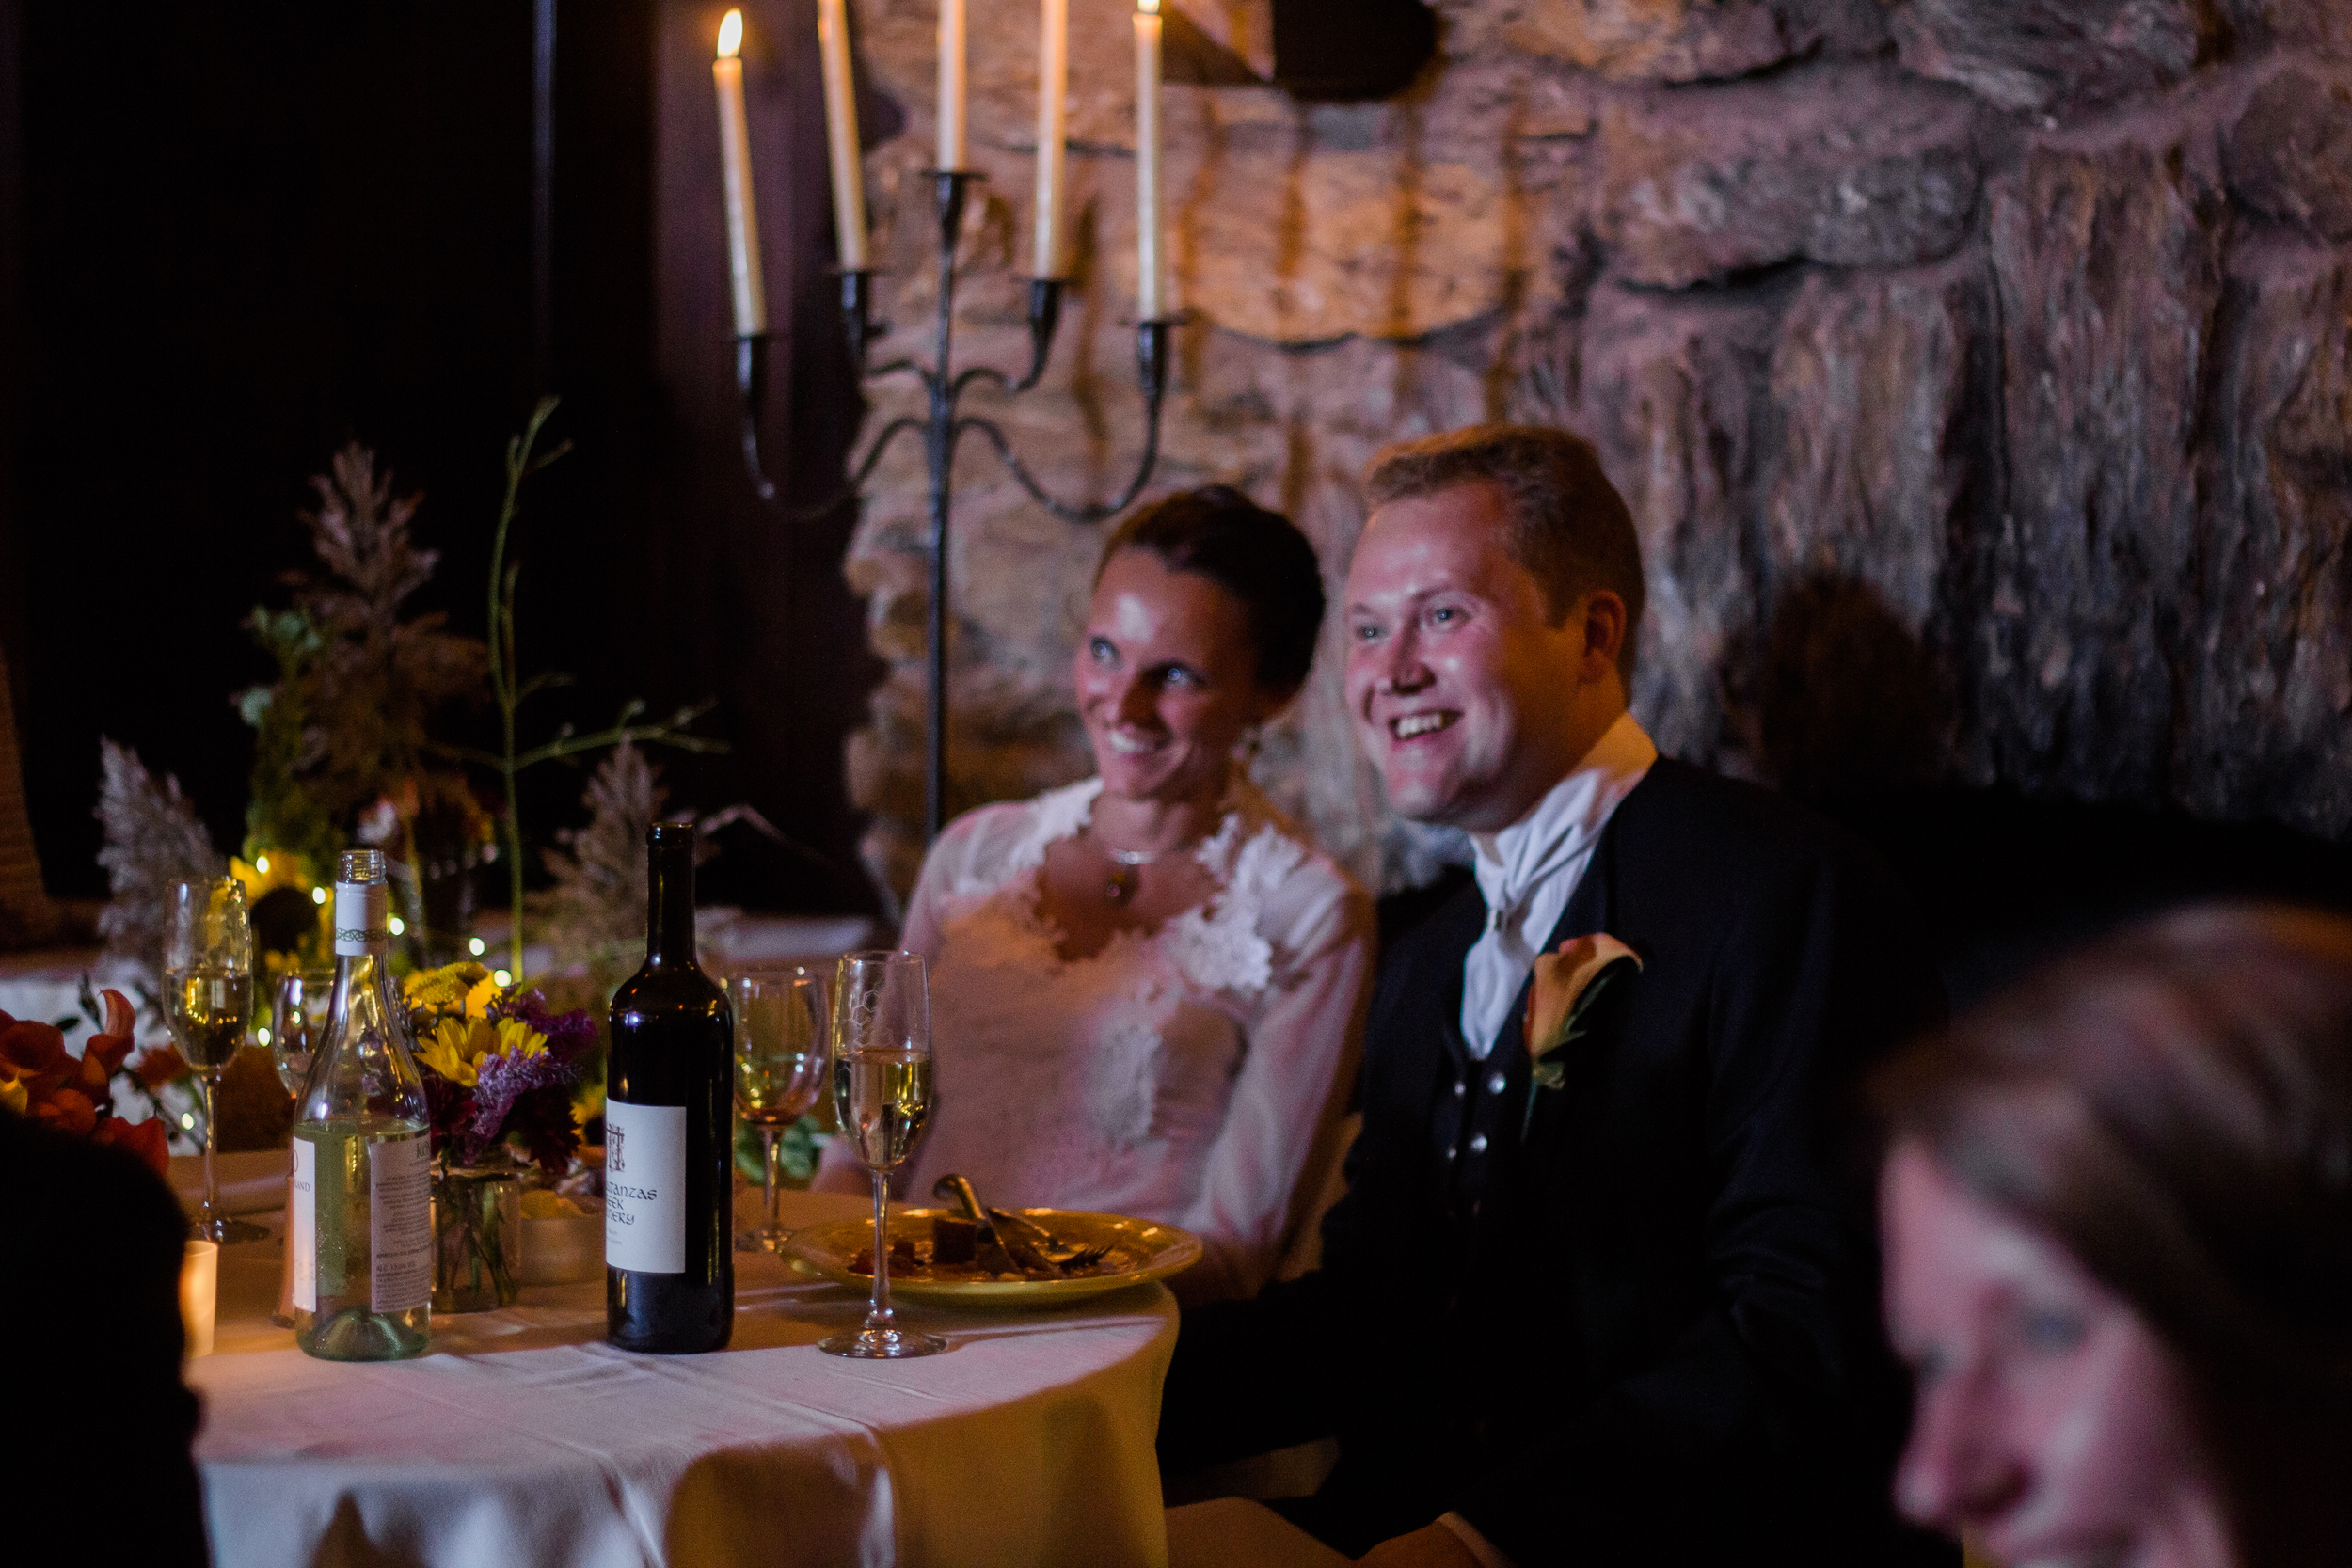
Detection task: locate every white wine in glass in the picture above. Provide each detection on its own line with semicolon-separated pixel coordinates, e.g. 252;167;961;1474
732;969;827;1253
818;950;944;1359
165;878;262;1243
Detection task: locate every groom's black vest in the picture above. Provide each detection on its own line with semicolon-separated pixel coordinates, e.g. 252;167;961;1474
1162;759;1947;1566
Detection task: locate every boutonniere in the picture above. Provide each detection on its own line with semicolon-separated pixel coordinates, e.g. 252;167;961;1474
1522;935;1642;1131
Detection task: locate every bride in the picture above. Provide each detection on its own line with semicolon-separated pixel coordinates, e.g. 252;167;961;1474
819;486;1374;1303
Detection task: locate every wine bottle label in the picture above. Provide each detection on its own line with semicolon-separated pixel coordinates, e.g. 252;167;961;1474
604;1099;687;1274
369;1134;434;1311
291;1138;317;1313
334;881;390;957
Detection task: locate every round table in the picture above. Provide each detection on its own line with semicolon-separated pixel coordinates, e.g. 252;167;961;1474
190;1187;1178;1568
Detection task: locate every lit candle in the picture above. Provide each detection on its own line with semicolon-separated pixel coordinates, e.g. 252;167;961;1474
182;1239;218;1358
938;0;967;171
1033;0;1071;278
817;0;870;268
1135;0;1164;318
713;9;768;336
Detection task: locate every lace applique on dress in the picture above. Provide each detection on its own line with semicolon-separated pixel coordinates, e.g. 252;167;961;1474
1087;1011;1167;1149
1163;816;1308;996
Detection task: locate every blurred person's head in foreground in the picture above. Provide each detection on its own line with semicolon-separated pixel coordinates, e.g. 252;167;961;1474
1875;905;2352;1568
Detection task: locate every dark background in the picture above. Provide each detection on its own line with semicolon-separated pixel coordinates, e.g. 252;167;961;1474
0;0;883;915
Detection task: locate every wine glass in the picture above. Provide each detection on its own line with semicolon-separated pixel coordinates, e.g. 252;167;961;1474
166;879;262;1243
271;968;335;1097
818;950;945;1359
733;969;827;1253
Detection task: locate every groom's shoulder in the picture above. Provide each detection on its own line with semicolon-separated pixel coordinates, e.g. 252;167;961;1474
1621;757;1878;888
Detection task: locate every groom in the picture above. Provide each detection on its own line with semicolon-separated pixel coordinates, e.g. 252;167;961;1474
1160;425;1944;1566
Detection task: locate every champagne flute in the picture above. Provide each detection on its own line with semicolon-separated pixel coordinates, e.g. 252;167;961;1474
733;969;827;1253
271;968;336;1097
166;879;262;1243
818;950;945;1359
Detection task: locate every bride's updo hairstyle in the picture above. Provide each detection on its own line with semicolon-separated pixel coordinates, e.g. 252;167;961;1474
1098;485;1327;701
1876;904;2352;1568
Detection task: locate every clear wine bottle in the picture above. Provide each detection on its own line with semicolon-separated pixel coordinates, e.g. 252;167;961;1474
289;848;434;1361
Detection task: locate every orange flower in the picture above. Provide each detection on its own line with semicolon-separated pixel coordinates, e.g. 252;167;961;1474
79;989;140;1082
32;1085;98;1137
93;1114;170;1178
1523;934;1643;1075
135;1043;193;1089
0;1013;74;1104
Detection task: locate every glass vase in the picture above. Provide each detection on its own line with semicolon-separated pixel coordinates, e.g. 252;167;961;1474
432;1164;522;1312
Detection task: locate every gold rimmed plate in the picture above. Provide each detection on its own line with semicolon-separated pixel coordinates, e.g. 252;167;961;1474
786;1206;1200;1307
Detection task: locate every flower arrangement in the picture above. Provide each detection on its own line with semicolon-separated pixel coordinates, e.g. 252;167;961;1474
0;990;179;1176
403;961;596;1174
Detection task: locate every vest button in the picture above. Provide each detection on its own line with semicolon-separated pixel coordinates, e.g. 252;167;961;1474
1444;1144;1458;1160
1469;1132;1488;1154
1486;1071;1506;1095
1453;1079;1467;1099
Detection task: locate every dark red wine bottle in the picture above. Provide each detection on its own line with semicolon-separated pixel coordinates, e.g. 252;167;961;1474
605;822;735;1353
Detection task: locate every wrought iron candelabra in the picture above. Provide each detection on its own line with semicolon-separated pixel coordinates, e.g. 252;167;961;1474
734;171;1175;845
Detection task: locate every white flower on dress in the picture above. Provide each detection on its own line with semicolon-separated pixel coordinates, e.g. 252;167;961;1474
1088;1013;1168;1149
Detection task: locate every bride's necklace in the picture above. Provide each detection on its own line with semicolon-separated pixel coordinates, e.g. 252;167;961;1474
1100;843;1162;906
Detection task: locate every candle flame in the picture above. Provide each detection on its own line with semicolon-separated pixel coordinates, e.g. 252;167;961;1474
1137;0;1159;11
717;8;744;58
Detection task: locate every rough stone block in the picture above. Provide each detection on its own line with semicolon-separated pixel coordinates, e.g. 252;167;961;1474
1574;280;1784;769
1597;64;1980;288
1466;0;1885;83
2185;238;2352;836
1985;137;2225;801
1888;0;2216;115
1762;260;1991;794
2225;65;2352;241
2220;0;2352;53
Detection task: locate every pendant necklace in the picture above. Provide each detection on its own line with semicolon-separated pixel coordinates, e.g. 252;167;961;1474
1103;844;1161;906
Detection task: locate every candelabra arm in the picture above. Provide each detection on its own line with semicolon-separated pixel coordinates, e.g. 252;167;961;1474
1015;278;1064;392
955;319;1170;523
736;334;778;502
777;414;925;524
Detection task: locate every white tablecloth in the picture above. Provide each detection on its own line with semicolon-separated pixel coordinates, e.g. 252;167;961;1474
192;1189;1178;1568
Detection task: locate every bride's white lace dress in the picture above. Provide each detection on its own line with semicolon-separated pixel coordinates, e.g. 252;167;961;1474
819;776;1373;1301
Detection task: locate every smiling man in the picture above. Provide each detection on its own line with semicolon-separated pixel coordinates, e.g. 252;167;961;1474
1160;425;1948;1568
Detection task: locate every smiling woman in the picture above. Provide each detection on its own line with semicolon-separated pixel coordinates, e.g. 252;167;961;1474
1875;906;2352;1568
813;486;1374;1306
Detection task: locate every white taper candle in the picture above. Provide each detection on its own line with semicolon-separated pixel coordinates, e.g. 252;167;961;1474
1135;0;1164;318
817;0;870;268
1033;0;1071;278
938;0;967;170
713;10;767;335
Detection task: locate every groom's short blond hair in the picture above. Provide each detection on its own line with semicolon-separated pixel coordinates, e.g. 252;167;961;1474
1364;424;1645;680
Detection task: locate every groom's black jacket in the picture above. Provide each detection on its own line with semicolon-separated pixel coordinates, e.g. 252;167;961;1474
1160;759;1946;1564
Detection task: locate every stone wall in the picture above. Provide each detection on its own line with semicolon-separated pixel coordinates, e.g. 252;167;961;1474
840;0;2352;907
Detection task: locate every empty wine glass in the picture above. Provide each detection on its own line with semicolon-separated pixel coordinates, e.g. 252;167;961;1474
818;950;944;1359
271;968;335;1097
733;969;827;1253
166;879;262;1243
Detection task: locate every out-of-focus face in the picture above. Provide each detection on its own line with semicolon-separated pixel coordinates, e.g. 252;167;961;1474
1343;483;1602;832
1075;548;1278;808
1882;1142;2234;1568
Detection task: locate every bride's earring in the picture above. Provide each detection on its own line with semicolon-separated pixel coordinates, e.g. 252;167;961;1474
1237;726;1263;766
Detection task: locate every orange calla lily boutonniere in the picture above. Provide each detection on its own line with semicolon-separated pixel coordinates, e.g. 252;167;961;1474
1522;934;1642;1131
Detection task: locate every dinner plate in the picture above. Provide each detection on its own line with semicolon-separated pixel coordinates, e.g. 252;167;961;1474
786;1206;1200;1307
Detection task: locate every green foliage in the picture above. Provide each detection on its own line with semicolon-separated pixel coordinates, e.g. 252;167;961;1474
235;607;340;880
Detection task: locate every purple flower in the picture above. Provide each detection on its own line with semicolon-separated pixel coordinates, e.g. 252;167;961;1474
493;990;597;1065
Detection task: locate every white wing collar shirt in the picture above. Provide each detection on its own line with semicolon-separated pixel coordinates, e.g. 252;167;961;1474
1458;711;1658;1058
